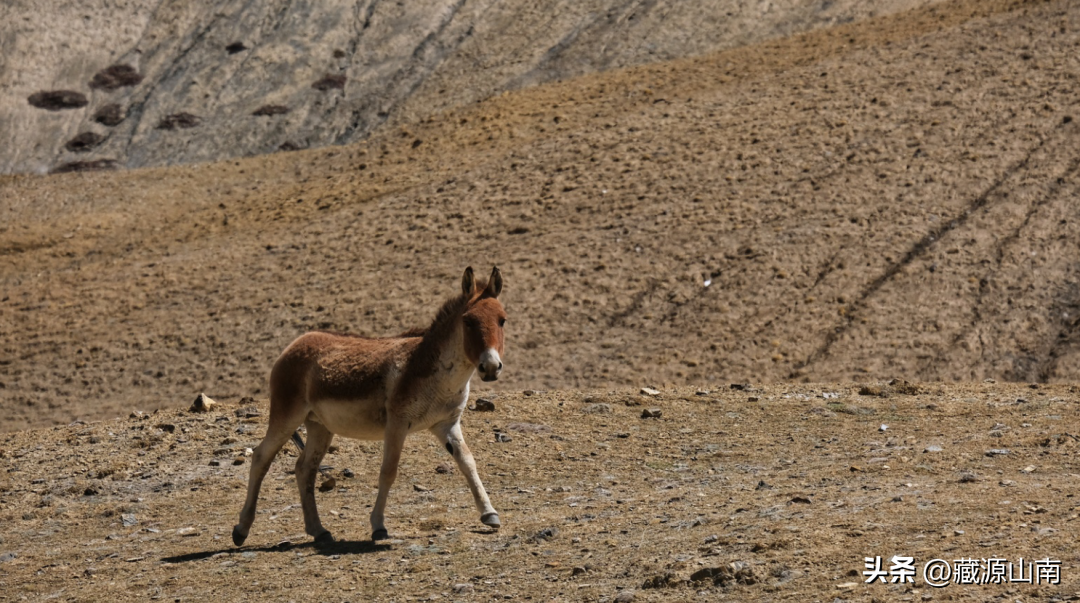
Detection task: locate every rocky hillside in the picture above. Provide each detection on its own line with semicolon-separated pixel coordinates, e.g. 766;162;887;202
1;0;934;174
3;0;1080;431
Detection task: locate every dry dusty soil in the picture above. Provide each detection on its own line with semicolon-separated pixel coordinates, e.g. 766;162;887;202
0;383;1078;602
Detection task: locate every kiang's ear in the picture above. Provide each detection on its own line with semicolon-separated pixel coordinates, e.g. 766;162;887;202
461;266;476;296
482;266;503;299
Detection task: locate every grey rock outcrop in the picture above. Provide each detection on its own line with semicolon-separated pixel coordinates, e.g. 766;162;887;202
0;0;931;175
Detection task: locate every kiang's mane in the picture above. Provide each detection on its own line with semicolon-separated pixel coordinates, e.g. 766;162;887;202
396;278;487;388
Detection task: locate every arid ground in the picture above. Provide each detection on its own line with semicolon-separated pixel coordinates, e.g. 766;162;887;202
1;384;1078;601
2;0;1080;599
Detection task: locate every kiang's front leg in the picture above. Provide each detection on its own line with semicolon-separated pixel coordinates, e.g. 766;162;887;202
431;420;500;530
370;417;408;541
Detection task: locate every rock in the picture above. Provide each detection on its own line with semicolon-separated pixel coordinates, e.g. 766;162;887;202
532;527;558;542
232;457;245;466
93;103;125;126
452;584;474;594
985;449;1010;457
583;403;612;414
413;484;431;492
121;513;137;527
523;390;539;396
640;387;660;396
312;74;347;91
999;479;1016;487
472;398;496;412
176;527;199;537
252;104;290;116
157;112;202;130
495;433;513;443
958;472;978;483
614;590;635;603
858;385;884;396
790;496;812;504
89;64;143;90
571;566;587;576
319;477;337;492
156;423;176;433
51;159;117;173
0;552;16;563
642;573;680;589
65;132;104;153
343;468;356;478
234;406;261;418
641;408;662;419
924;445;943;452
190;393;217;413
208;459;221;467
27;90;88;110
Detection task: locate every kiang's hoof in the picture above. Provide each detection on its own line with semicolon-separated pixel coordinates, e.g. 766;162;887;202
372;528;390;541
231;525;248;547
481;512;501;529
314;531;335;545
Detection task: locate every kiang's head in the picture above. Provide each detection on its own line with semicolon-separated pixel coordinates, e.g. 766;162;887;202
460;266;507;381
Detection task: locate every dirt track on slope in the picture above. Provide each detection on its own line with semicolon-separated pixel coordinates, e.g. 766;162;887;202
2;0;1080;436
0;383;1078;601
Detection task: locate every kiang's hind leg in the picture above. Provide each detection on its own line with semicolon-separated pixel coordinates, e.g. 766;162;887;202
232;396;308;547
295;419;335;543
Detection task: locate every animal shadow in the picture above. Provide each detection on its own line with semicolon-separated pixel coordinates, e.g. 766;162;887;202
161;536;390;564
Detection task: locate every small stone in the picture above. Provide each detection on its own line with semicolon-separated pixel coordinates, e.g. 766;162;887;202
495;433;513;443
232;457;245;466
755;480;772;490
452;584;473;594
121;514;137;527
343;468;355;478
176;527;198;537
999;479;1016;487
985;449;1010;457
413;484;431;492
924;445;943;453
532;527;558;542
319;477;337;492
156;423;176;433
614;590;635;603
434;463;453;475
1020;465;1036;474
790;496;812;504
523;390;538;396
640;387;660;396
571;566;587;576
959;472;978;483
891;496;903;502
189;393;217;413
0;552;16;563
583;403;612;414
879;424;888;432
954;530;965;536
472;398;496;412
641;408;662;419
208;459;221;467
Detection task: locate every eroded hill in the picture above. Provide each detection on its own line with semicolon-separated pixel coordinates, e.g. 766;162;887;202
2;0;1080;430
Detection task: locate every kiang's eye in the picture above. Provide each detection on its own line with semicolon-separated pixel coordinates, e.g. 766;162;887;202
498;318;506;327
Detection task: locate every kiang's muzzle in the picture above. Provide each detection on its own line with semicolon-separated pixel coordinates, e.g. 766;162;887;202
478;349;503;382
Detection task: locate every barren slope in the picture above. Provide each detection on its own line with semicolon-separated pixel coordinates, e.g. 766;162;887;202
3;0;1080;431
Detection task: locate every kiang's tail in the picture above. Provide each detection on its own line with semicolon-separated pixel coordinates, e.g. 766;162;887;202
291;430;305;452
